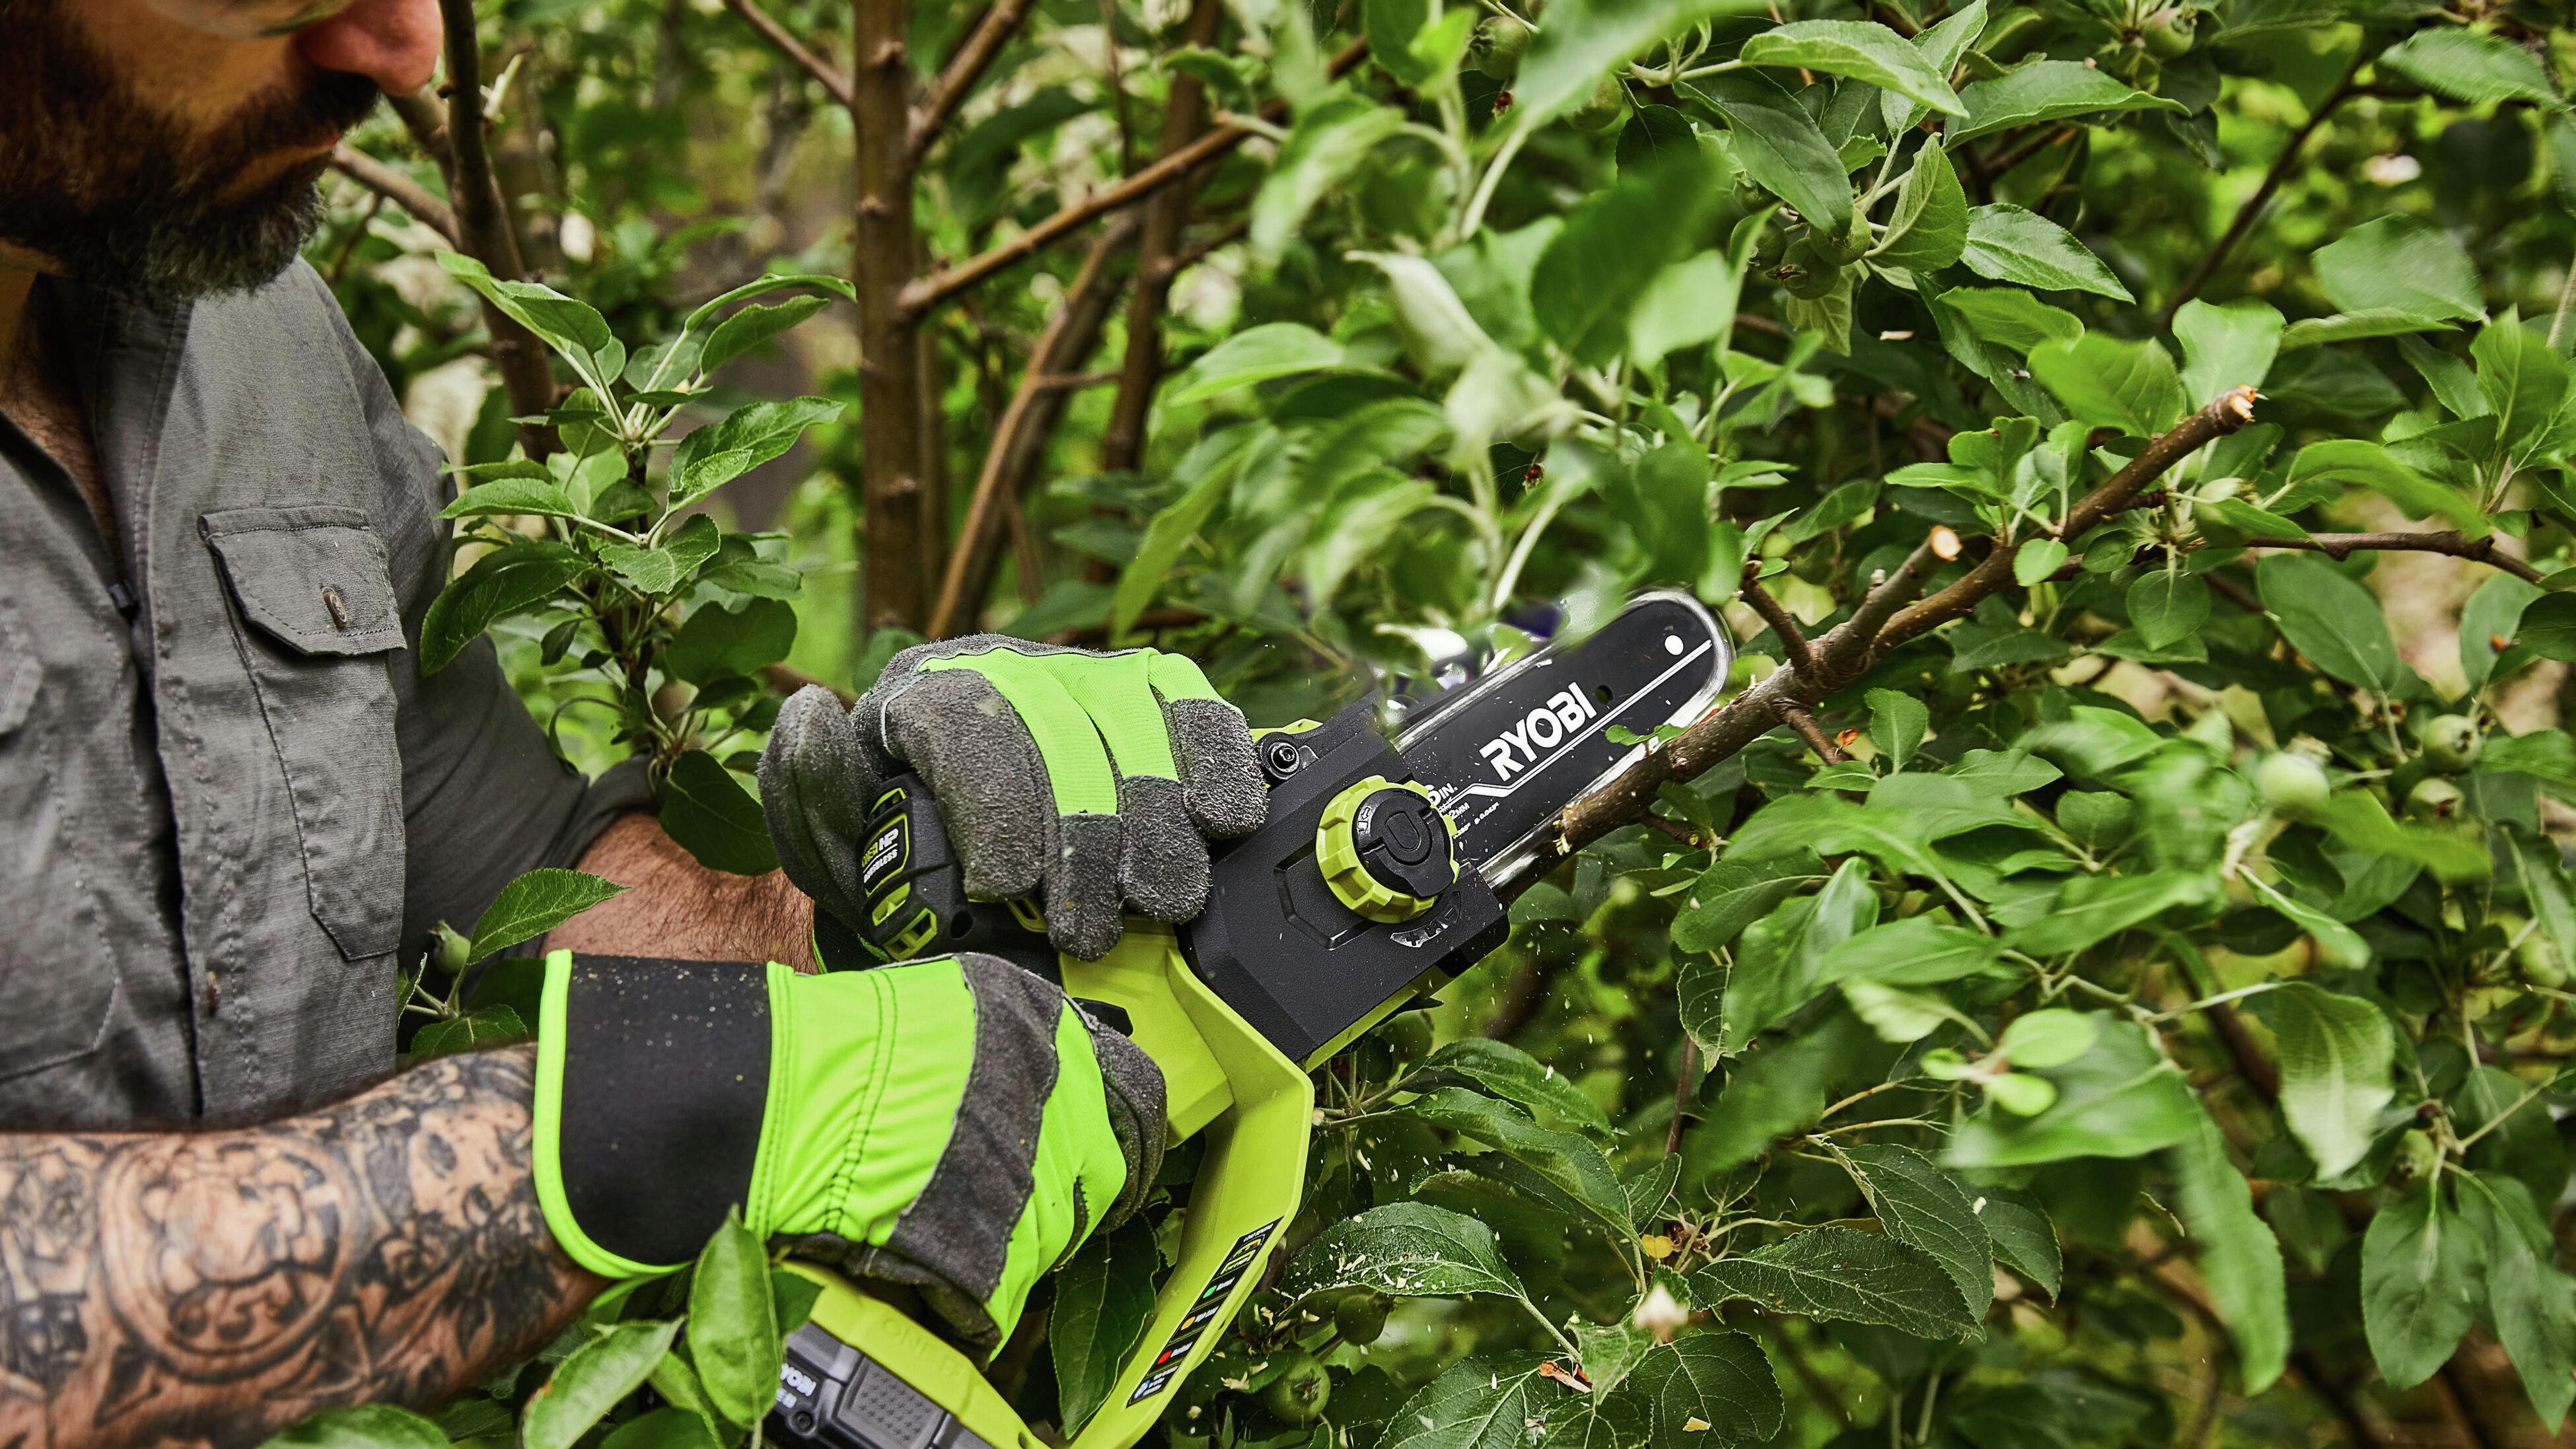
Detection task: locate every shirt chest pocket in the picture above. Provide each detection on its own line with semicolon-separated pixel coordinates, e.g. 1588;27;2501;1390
203;507;410;962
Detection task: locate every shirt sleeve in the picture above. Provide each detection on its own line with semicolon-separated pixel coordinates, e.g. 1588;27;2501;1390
303;265;656;953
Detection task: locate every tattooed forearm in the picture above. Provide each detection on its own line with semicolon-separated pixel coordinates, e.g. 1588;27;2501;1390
0;1045;602;1449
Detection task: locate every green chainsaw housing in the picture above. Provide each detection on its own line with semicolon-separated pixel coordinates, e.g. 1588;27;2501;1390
772;591;1731;1449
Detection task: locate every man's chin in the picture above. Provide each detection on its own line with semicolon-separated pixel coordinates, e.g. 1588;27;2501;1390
5;168;332;310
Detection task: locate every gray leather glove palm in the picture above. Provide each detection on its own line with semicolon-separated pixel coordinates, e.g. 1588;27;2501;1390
760;637;1266;959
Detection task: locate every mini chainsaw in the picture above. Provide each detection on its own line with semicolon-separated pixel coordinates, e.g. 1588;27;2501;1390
769;591;1731;1449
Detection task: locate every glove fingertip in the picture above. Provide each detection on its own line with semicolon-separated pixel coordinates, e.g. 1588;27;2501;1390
1166;698;1268;838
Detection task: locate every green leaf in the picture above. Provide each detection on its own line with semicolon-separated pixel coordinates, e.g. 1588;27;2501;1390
465;868;629;966
1843;1143;1993;1324
688;1207;779;1429
2459;1177;2576;1430
600;517;724;597
2281;308;2456;351
1356;252;1501;378
2311;791;2489;883
261;1405;452;1449
1882;0;1986;132
2256;983;2396;1181
1629;248;1746;365
1051;1220;1158;1432
1865;688;1929;771
1947;59;2184;145
1815;917;2004;988
1690;1225;1975;1337
1933;287;2081;354
1687;1013;1869;1174
1740;20;1964;116
1410;1038;1614;1133
1534;147;1729;366
680;273;856;334
670;397;843;509
2029;333;2183;434
1282;1201;1526;1300
1974;1191;2061;1301
1252;94;1408;256
1721;856;1878;1051
2168;1108;2288;1392
2007;869;2211;956
441;477;584;520
2312;216;2484;324
2013;538;2071;586
1364;0;1433;84
2378;28;2563;109
438;251;616;368
1513;0;1751;127
1870;140;1968;273
1998;1010;2096;1069
2256;552;2404;696
2126;569;2209;650
2174;298;2283;407
2517;592;2576;661
600;1408;723;1449
1618;1333;1785;1449
658;749;779;875
1961;205;2132;301
1405;1088;1634;1243
1684;72;1856;240
2283;439;2485;536
1945;1018;2200;1166
1112;462;1231;638
1379;1358;1562;1449
666;596;798;685
2472;312;2574;466
2361;1188;2482;1392
408;1003;531;1061
1168;323;1345;406
419;539;586;675
522;1318;684;1449
700;294;832;374
1672;854;1829;954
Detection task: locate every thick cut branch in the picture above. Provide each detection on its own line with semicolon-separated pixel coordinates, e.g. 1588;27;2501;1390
2157;60;2362;332
2244;530;2544;584
903;39;1364;316
330;144;459;244
723;0;855;107
927;214;1141;638
436;0;557;455
910;0;1038;162
1516;388;2260;885
1100;0;1225;473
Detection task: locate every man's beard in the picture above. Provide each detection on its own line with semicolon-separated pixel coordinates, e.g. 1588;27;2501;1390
0;0;384;309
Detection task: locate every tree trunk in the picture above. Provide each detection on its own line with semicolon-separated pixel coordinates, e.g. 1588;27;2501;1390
1098;0;1224;474
851;0;930;633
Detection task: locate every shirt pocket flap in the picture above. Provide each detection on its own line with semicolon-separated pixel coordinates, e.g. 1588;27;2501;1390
201;506;406;656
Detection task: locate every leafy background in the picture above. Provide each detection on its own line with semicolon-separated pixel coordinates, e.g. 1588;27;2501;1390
286;0;2576;1445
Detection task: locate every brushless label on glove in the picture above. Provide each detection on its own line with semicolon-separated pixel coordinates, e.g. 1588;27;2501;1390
1126;1220;1279;1405
861;812;908;895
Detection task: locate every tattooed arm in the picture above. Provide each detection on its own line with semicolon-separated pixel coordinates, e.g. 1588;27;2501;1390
0;1045;602;1449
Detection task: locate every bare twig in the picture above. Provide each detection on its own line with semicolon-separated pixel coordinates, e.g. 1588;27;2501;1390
436;0;557;455
909;0;1039;162
330;143;459;244
2157;58;2365;332
2243;531;2544;585
1777;703;1845;764
927;213;1141;638
721;0;855;106
1515;388;2261;885
904;39;1365;316
386;86;453;176
760;662;853;704
1737;575;1818;678
1101;0;1225;473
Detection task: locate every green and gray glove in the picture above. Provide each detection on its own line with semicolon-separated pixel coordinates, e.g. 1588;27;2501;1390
530;948;1163;1355
760;637;1266;959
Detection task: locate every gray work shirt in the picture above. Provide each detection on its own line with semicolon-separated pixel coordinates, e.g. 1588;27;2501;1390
0;262;648;1130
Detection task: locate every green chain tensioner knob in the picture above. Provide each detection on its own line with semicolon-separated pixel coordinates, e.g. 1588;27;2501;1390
1316;776;1457;923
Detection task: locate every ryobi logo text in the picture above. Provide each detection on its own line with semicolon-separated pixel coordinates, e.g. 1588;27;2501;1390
1476;684;1599;781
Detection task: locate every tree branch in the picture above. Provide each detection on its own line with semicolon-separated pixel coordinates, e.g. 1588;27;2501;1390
386;86;453;178
330;143;460;244
926;213;1141;638
1737;574;1818;678
1101;0;1225;474
721;0;855;108
437;0;557;456
1515;387;2260;885
2243;531;2544;585
910;0;1039;162
902;38;1365;316
2156;58;2364;332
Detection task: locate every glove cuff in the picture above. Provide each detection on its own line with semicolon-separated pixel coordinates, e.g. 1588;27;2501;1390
532;950;778;1278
